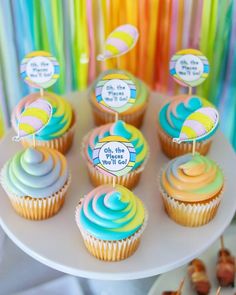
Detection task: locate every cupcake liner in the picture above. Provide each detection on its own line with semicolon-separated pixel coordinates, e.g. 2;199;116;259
75;200;148;261
157;122;212;158
81;132;149;189
159;175;223;227
20;110;77;154
1;167;71;220
90;100;148;128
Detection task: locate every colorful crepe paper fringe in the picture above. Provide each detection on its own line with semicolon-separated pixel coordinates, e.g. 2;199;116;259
0;0;235;150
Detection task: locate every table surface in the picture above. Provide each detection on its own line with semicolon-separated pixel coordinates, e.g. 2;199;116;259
0;92;236;280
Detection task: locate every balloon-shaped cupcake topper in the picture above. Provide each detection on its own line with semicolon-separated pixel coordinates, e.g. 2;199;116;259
169;49;209;95
20;50;60;97
173;107;219;155
173;107;219;143
12;98;52;145
93;135;136;187
97;24;139;61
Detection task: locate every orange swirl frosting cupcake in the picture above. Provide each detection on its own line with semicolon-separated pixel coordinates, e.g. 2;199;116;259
159;153;224;226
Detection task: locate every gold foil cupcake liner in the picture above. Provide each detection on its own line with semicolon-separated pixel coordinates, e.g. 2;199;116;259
1;168;71;220
20;110;77;154
159;182;222;227
157;122;213;158
81;132;149;189
75;199;148;261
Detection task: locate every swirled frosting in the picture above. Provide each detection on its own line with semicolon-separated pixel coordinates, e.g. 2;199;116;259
90;69;148;114
161;153;224;202
159;95;218;140
1;147;69;198
85;120;148;170
12;92;73;140
76;184;145;240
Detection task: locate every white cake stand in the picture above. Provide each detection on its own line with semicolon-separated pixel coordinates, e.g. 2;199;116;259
0;92;235;280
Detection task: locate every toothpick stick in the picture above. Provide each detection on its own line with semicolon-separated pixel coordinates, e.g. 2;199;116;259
115;112;119;122
177;278;185;295
33;134;36;148
40;88;44;97
192;139;196;155
220;235;224;250
216;286;221;295
112;177;116;188
188;87;192;95
116;57;121;69
220;235;227;263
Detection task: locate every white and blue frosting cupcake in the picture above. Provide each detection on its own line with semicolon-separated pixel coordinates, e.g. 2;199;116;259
1;147;71;220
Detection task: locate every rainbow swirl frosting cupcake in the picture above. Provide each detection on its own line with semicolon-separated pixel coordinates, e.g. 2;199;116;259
12;92;76;154
159;153;224;226
1;147;71;220
157;95;218;158
82;120;149;189
75;184;147;261
90;69;149;128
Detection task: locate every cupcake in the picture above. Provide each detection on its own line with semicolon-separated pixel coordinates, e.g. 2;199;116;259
159;153;224;227
157;95;218;158
89;69;149;128
11;92;76;154
75;184;147;261
82;120;149;189
0;146;71;220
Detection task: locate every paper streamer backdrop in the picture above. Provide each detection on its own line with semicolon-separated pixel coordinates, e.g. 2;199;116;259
0;0;235;149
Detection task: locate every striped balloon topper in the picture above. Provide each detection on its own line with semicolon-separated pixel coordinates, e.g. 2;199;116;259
169;49;209;87
173;107;219;143
12;98;52;142
95;72;137;113
20;51;60;89
92;136;136;177
97;24;139;61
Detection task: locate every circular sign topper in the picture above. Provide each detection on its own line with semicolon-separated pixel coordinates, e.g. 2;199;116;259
95;73;137;113
92;136;136;177
169;49;209;87
20;51;60;89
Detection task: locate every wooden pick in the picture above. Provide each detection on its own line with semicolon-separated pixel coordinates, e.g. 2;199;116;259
216;286;221;295
176;278;185;295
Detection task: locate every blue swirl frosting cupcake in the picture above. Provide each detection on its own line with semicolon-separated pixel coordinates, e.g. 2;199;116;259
157;95;218;158
82;120;149;189
75;184;147;261
0;147;71;220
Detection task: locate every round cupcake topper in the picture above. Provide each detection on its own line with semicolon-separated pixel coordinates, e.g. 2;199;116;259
95;73;137;113
173;107;219;143
92;136;136;177
12;98;52;142
97;24;139;61
20;51;60;89
169;49;209;87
